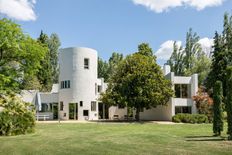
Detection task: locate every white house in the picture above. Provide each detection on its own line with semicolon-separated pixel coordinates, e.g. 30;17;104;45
21;47;198;121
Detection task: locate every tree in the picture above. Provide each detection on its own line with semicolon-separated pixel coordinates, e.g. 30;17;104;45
166;41;185;75
226;66;232;140
213;81;224;136
183;28;201;72
48;33;61;83
166;29;211;85
98;57;109;80
37;31;52;92
101;43;174;121
0;18;46;92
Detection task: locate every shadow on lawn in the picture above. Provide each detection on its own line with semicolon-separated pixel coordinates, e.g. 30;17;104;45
185;135;227;141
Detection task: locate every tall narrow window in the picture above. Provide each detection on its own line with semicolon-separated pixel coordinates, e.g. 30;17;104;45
80;101;83;107
91;101;96;111
60;101;64;111
84;58;89;69
67;80;70;88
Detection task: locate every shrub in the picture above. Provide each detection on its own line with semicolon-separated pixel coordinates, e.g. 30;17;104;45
172;113;209;124
193;87;213;122
0;93;35;136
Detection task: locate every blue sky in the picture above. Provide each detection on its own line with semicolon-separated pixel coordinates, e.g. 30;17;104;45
0;0;232;64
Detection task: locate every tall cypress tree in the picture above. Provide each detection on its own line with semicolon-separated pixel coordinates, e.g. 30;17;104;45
226;66;232;140
213;81;224;136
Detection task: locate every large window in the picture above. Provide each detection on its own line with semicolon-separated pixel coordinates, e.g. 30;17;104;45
175;84;191;98
175;106;192;114
84;58;89;69
61;80;70;89
91;101;96;111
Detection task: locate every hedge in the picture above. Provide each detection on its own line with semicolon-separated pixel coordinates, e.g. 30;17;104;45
172;113;209;124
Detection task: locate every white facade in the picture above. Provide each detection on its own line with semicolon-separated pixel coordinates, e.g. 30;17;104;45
20;46;198;121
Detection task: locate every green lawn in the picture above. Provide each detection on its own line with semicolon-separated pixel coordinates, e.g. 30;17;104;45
0;123;231;155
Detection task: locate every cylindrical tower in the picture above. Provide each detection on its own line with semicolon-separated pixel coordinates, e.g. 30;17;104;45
58;47;98;120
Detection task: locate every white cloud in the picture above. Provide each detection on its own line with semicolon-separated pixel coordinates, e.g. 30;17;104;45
198;37;214;56
132;0;225;13
155;40;182;60
0;0;37;21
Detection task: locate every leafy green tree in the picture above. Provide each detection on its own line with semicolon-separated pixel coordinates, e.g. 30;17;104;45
0;18;46;92
183;28;202;71
37;31;52;92
101;43;174;121
48;33;61;83
98;57;109;80
166;41;184;75
226;66;232;140
213;81;224;136
166;29;210;85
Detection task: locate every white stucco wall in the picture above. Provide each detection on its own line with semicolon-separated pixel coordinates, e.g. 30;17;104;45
59;47;98;120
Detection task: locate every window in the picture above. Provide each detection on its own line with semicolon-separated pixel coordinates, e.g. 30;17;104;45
175;84;190;98
83;110;89;116
41;103;49;112
60;80;70;89
98;85;102;93
80;101;83;107
60;101;64;111
91;101;96;111
175;106;192;114
84;58;89;69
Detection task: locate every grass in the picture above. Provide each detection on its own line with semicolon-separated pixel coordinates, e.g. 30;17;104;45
0;122;232;155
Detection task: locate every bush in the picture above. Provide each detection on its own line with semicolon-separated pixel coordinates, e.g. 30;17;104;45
0;93;35;136
172;113;209;124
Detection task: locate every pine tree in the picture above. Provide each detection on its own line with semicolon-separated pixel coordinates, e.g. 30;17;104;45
213;81;223;136
226;66;232;140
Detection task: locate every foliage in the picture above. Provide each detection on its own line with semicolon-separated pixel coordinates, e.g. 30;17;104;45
48;33;61;83
0;18;46;92
98;57;109;80
166;28;211;85
213;81;224;136
172;113;209;124
101;43;174;121
166;41;184;75
226;66;232;140
0;93;35;136
193;87;213;122
36;31;62;92
206;13;232;95
97;52;123;82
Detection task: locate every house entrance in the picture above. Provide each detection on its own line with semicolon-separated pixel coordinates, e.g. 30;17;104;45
69;103;78;120
98;102;109;119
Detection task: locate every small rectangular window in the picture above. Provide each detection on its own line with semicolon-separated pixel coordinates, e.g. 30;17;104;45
83;110;89;116
91;101;96;111
84;58;89;69
60;101;64;111
80;101;83;107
